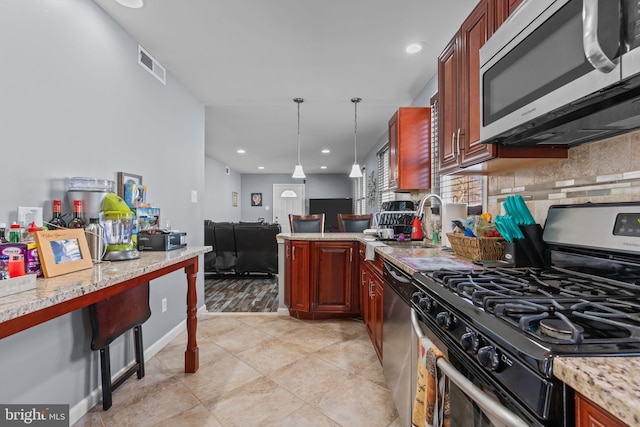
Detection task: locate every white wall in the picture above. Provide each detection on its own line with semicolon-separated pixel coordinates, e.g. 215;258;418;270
0;0;205;418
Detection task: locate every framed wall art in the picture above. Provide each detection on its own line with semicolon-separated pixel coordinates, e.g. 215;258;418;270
116;172;143;199
35;229;94;278
251;193;262;207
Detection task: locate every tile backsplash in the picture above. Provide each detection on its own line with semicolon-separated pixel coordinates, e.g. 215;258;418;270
488;130;640;224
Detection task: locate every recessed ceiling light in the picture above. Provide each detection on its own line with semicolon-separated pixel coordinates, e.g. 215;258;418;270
258;166;265;170
237;149;246;154
320;166;327;169
406;42;424;54
115;0;144;8
321;149;330;154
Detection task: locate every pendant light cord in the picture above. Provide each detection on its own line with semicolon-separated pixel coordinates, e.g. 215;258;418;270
352;97;361;164
294;97;304;165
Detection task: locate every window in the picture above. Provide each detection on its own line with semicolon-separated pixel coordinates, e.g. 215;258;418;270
377;144;395;211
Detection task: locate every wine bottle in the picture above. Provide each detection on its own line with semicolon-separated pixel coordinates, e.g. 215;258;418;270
48;199;67;230
68;200;86;229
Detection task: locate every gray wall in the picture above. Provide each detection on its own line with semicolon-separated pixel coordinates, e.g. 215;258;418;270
0;0;205;417
204;156;243;222
239;174;353;221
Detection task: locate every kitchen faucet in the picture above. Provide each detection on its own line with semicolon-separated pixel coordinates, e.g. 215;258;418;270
416;193;443;219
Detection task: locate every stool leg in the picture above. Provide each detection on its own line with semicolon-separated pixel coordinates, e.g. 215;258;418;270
134;325;145;379
100;346;112;410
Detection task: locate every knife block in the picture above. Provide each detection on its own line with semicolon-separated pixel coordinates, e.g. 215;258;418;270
503;224;549;268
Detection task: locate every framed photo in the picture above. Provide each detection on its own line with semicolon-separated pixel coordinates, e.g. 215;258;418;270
35;229;94;278
251;193;262;207
232;192;238;207
117;172;143;199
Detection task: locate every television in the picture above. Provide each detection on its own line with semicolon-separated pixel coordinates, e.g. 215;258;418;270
309;198;353;232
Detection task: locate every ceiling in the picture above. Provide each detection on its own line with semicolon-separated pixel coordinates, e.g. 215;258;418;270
94;0;478;175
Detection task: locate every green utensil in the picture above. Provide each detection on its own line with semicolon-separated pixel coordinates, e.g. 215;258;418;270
514;195;536;225
494;216;513;242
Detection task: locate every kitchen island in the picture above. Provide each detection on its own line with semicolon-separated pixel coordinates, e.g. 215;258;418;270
0;246;211;373
278;232;640;426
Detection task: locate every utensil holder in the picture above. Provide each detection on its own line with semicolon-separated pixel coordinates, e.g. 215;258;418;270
518;224;549;267
503;224;548;268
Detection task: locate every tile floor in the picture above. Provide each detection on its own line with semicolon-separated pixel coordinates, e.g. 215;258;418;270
73;313;400;427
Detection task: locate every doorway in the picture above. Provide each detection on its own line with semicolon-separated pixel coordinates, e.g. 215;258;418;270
272;183;305;233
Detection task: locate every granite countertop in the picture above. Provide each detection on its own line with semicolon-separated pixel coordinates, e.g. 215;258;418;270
278;232;640;422
554;357;640;426
0;246;212;324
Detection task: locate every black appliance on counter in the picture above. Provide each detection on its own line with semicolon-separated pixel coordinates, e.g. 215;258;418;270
410;202;640;427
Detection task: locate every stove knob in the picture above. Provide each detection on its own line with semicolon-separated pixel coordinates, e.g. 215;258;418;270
436;312;455;330
477;346;501;371
411;292;422;304
461;332;481;353
419;297;433;312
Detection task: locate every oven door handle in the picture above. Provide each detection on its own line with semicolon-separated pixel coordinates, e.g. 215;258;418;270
411;309;530;427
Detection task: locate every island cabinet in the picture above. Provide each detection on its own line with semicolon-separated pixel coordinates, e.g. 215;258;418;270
575;393;626;427
358;243;384;362
438;0;567;175
285;240;359;319
388;107;431;191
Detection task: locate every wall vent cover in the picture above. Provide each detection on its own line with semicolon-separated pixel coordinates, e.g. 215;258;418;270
138;45;166;85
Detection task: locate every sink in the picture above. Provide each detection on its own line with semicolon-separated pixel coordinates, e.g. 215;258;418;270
381;241;438;249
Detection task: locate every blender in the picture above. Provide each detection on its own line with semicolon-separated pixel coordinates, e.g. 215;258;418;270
101;193;140;261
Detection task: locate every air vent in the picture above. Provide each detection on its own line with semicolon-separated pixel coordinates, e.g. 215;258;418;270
138;45;166;85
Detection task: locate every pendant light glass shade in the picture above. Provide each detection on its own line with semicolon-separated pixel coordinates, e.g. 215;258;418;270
292;98;306;179
349;97;363;178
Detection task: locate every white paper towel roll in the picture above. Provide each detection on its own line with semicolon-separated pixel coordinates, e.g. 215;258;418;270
441;203;467;248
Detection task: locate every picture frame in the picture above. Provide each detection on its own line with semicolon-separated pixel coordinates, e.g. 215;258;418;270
251;193;262;207
116;172;143;199
35;229;94;278
232;192;238;207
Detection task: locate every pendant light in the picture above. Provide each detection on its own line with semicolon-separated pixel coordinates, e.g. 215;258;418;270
292;98;306;179
349;97;363;178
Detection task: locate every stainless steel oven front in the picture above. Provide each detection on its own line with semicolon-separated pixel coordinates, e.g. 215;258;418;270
410;309;532;427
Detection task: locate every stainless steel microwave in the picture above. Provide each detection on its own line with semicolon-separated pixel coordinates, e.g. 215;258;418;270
480;0;640;147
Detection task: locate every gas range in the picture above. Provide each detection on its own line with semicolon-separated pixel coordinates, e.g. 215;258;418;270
410;202;640;426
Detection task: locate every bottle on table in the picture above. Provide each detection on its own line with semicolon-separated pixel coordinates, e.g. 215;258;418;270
68;200;86;229
9;222;21;243
0;223;8;243
23;222;39;242
48;199;67;230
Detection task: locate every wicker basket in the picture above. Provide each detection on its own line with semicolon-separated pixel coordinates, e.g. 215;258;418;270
446;233;504;261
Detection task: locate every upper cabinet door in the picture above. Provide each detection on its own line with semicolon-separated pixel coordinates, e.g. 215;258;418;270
438;35;461;174
389;107;432;191
460;0;496;166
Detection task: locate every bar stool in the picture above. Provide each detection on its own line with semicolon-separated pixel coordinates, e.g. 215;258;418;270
88;282;151;410
289;213;325;233
337;214;373;232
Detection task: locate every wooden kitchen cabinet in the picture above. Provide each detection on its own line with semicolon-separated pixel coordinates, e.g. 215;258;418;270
358;243;383;362
285;240;311;312
438;0;567;175
388;107;431;191
312;241;358;314
286;240;359;319
575;393;626;427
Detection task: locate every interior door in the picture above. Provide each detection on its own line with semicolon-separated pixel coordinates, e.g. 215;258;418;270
273;183;305;233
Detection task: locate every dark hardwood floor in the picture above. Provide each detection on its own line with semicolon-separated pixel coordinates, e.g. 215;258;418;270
204;274;279;312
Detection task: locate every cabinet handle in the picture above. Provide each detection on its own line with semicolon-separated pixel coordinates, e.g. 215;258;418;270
456;128;461;159
286;245;289;258
350;247;353;262
451;132;456;156
369;280;374;298
362;270;366;285
292;246;295;260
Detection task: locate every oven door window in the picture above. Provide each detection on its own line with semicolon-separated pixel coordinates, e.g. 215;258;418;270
444;356;540;427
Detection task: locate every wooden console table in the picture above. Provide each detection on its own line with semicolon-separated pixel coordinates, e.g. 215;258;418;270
0;246;211;373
